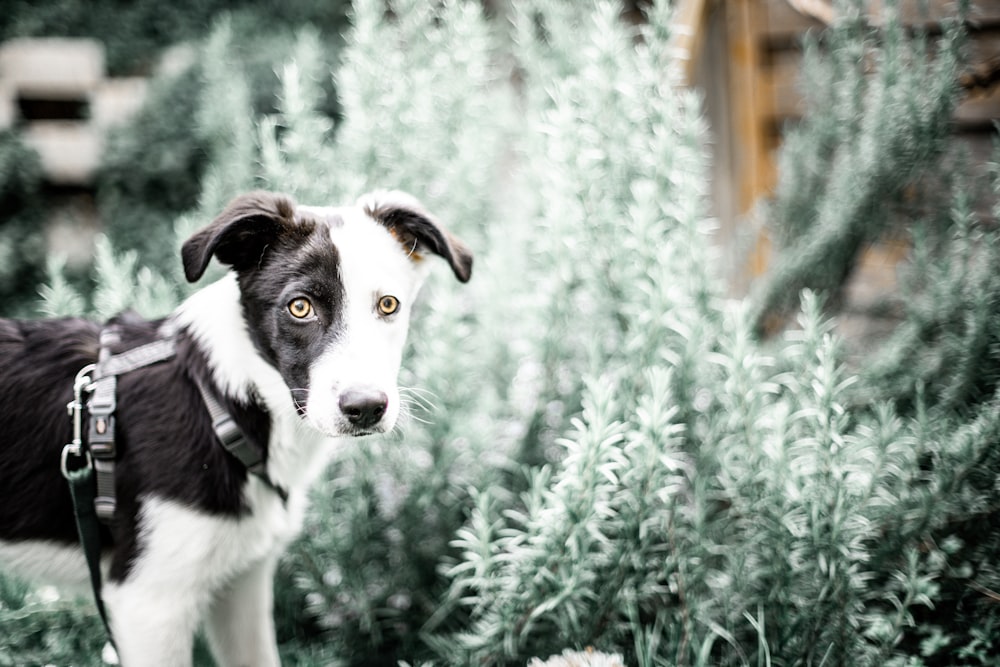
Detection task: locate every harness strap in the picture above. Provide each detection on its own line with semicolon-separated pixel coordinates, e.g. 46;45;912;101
97;336;178;378
192;374;289;502
88;374;117;523
90;329;118;524
63;324;287;651
89;328;180;523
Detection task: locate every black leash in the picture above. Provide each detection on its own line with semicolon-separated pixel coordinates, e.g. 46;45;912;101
62;363;114;643
60;325;285;648
65;466;113;639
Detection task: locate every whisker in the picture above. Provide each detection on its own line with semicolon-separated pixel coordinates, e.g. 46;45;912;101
399;401;433;425
286;388;310;415
399;398;436;423
399;386;440;414
399;385;438;400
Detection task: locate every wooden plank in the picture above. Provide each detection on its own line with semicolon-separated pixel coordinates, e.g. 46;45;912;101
670;0;711;85
728;0;776;277
968;30;1000;63
760;0;826;41
22;121;102;185
0;38;104;100
765;44;1000;127
0;82;13;129
765;50;803;120
729;0;771;210
91;77;148;128
955;85;1000;126
762;0;1000;39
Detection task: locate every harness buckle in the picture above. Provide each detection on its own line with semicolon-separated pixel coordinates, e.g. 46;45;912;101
88;415;116;458
214;414;243;448
212;414;264;470
88;376;117;460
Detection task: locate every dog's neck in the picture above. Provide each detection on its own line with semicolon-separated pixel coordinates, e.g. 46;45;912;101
171;274;336;499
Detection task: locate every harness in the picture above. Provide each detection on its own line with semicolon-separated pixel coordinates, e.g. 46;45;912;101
60;323;286;645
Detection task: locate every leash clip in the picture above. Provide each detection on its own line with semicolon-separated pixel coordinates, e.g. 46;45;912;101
61;363;96;479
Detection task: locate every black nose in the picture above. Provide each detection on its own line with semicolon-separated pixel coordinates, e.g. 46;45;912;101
339;389;388;429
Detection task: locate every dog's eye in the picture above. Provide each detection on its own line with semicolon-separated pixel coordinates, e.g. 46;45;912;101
377;295;400;316
288;297;314;319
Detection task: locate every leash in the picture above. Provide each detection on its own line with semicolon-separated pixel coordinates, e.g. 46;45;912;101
60;324;285;646
62;364;114;642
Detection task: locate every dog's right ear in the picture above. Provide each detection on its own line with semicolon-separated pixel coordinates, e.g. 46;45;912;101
182;191;298;283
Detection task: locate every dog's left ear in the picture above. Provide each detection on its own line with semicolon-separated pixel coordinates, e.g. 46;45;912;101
182;191;299;283
359;191;473;283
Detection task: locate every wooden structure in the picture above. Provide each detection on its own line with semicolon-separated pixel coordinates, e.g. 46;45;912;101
0;38;153;268
0;38;149;186
672;0;1000;304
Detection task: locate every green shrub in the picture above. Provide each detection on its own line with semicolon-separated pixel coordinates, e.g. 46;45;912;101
96;67;207;274
0;130;48;317
0;0;349;75
97;10;344;278
4;2;999;666
749;0;965;332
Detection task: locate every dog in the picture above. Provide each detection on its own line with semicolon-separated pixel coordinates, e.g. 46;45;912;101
0;190;472;666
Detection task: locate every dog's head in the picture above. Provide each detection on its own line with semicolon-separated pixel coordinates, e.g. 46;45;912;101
181;190;472;437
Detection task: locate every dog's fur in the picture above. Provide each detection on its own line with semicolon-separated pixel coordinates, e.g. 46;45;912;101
0;190;471;666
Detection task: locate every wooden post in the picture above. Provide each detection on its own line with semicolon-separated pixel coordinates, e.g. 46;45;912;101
727;0;774;277
670;0;710;85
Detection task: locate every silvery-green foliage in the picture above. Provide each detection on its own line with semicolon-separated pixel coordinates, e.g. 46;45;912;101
430;2;993;664
504;0;717;463
12;0;1000;664
268;1;520;658
0;131;47;317
863;147;1000;413
437;287;961;666
37;257;87;318
194;17;259;207
327;0;507;227
750;0;965;329
259;27;336;204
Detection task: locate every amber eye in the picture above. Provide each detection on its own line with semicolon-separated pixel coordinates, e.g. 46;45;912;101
288;297;313;319
377;295;400;316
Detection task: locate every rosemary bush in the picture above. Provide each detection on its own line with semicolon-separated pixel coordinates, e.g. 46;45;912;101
2;1;998;666
430;1;999;666
749;0;965;331
0;130;47;317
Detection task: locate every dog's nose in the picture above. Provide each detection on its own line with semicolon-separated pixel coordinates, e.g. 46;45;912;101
339;389;388;429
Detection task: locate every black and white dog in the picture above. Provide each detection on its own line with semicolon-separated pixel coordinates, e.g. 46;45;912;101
0;190;472;665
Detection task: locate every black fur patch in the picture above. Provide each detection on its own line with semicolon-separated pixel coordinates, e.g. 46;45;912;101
0;318;101;545
182;191;348;405
362;192;473;283
235;218;346;400
0;316;269;581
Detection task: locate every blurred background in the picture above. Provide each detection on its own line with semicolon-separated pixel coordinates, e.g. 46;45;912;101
1;1;999;666
0;0;997;337
0;0;352;317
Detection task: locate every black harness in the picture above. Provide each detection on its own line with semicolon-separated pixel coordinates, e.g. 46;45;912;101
60;324;286;645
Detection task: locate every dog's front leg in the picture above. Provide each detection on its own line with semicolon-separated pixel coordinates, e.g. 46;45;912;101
205;555;281;667
102;579;202;666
